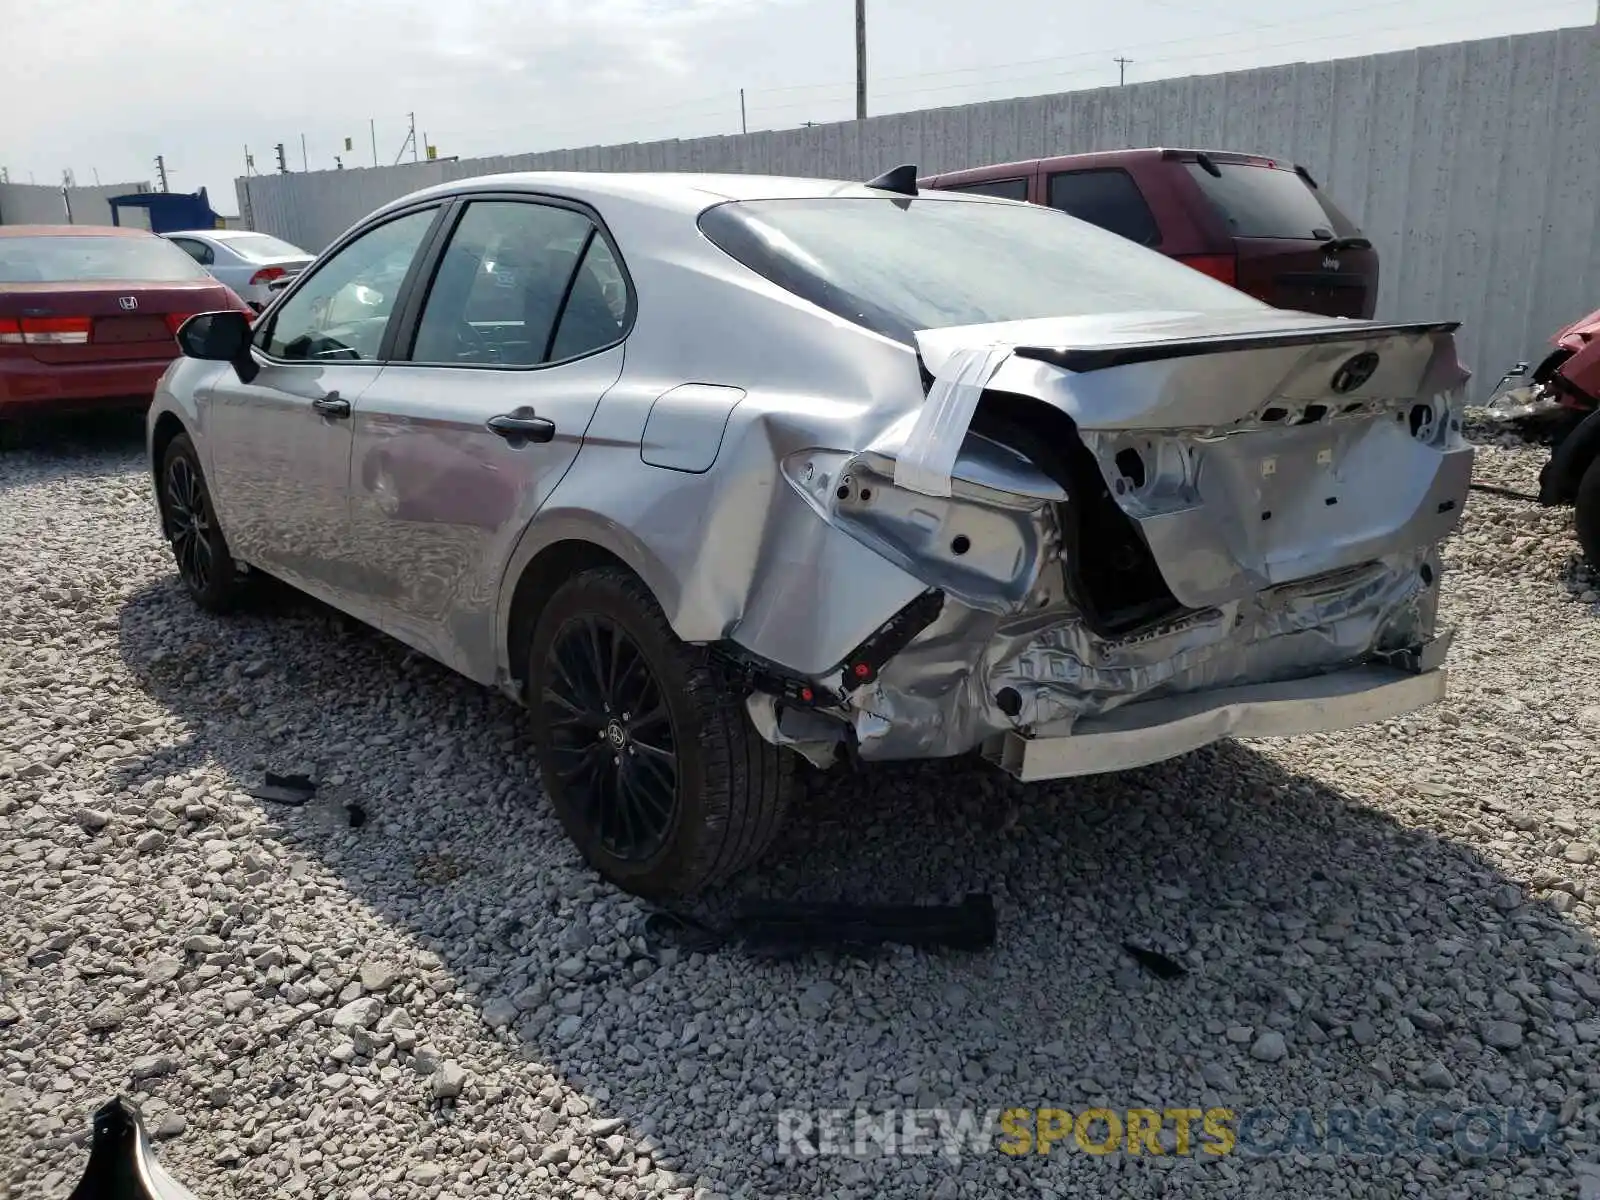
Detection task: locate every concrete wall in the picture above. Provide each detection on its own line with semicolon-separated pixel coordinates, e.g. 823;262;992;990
0;181;153;228
235;25;1600;397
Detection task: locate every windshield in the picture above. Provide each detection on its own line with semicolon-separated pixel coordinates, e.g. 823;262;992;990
221;232;309;261
697;195;1266;345
0;235;212;283
1183;162;1359;240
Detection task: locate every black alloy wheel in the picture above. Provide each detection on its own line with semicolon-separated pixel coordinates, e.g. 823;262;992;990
527;567;793;899
540;614;678;863
160;433;248;613
165;451;215;596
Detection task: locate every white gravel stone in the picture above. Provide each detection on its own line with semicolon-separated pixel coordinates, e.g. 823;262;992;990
330;996;383;1034
6;422;1600;1200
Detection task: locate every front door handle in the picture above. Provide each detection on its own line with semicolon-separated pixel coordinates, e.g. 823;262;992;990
486;408;556;444
312;391;350;418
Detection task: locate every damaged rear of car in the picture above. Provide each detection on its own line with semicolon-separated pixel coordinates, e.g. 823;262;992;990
694;188;1472;782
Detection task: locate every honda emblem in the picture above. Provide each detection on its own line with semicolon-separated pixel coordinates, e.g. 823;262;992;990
118;296;138;311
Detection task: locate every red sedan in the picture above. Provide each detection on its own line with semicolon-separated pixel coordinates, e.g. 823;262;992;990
0;224;252;431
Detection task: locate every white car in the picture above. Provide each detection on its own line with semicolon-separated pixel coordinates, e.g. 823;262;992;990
162;230;315;312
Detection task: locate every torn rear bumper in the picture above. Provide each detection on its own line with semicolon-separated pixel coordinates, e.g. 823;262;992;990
987;662;1446;781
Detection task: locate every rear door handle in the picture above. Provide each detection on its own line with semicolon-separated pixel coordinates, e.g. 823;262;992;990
312;391;350;418
486;408;556;443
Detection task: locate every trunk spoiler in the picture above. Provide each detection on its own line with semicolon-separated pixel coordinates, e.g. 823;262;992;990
1008;319;1461;374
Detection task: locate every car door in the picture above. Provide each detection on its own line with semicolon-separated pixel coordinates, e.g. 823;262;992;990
345;195;631;679
205;205;443;612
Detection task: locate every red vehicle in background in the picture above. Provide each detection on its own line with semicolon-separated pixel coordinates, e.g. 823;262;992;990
921;148;1379;321
1481;305;1600;564
0;225;251;443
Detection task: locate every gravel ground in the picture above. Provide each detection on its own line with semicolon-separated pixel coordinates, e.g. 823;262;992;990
3;416;1600;1200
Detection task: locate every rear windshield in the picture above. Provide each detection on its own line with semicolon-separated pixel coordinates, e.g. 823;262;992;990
221;233;307;261
697;195;1266;345
1183;162;1359;240
0;235;212;283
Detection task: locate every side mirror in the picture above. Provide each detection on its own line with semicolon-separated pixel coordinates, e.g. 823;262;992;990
176;310;258;384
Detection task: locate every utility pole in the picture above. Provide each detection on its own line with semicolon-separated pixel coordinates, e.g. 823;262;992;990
154;155;170;192
300;133;308;171
274;143;288;174
854;0;867;120
370;117;378;167
1114;56;1132;85
394;114;418;165
740;88;747;135
244;145;254;176
92;168;101;185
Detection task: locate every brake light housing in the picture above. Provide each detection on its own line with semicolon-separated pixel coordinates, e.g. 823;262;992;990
0;316;93;345
248;266;287;286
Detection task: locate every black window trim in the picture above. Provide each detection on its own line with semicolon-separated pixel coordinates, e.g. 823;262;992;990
1045;167;1162;248
387;190;637;374
942;176;1030;201
249;200;452;367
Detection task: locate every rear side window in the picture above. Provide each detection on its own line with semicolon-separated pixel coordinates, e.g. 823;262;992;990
0;236;211;283
1183;162;1359;240
1046;170;1160;246
409;200;630;367
942;177;1029;202
170;238;214;266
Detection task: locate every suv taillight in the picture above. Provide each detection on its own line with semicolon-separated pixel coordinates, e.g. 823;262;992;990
1175;254;1238;288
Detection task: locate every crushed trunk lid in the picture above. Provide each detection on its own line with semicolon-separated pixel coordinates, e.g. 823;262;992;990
900;310;1472;611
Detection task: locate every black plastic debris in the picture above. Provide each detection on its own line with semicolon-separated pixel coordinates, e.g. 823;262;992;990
1121;940;1189;980
646;893;997;958
67;1096;200;1200
246;772;316;807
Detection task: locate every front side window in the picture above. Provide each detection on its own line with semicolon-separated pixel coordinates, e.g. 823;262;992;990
410;200;628;366
261;208;436;362
698;195;1265;346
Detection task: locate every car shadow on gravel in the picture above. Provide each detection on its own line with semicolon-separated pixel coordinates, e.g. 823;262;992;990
111;573;1598;1196
0;411;147;493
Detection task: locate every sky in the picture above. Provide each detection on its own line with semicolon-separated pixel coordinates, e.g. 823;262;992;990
1;0;1594;214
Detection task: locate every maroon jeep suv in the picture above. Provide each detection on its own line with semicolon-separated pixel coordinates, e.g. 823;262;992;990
921;148;1378;320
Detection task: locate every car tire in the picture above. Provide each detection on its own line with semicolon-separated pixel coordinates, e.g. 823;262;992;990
1576;454;1600;567
160;433;249;613
528;566;794;899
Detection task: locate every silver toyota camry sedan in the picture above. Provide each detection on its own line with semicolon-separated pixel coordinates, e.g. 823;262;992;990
147;168;1473;898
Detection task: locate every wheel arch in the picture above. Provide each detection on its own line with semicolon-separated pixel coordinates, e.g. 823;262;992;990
497;513;684;702
149;410;191;537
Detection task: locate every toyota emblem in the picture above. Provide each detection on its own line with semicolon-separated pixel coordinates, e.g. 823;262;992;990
118;296;138;311
1330;351;1379;394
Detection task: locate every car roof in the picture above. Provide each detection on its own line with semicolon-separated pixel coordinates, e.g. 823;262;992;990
926;147;1294;180
0;224;151;239
376;170;1005;218
164;229;281;241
